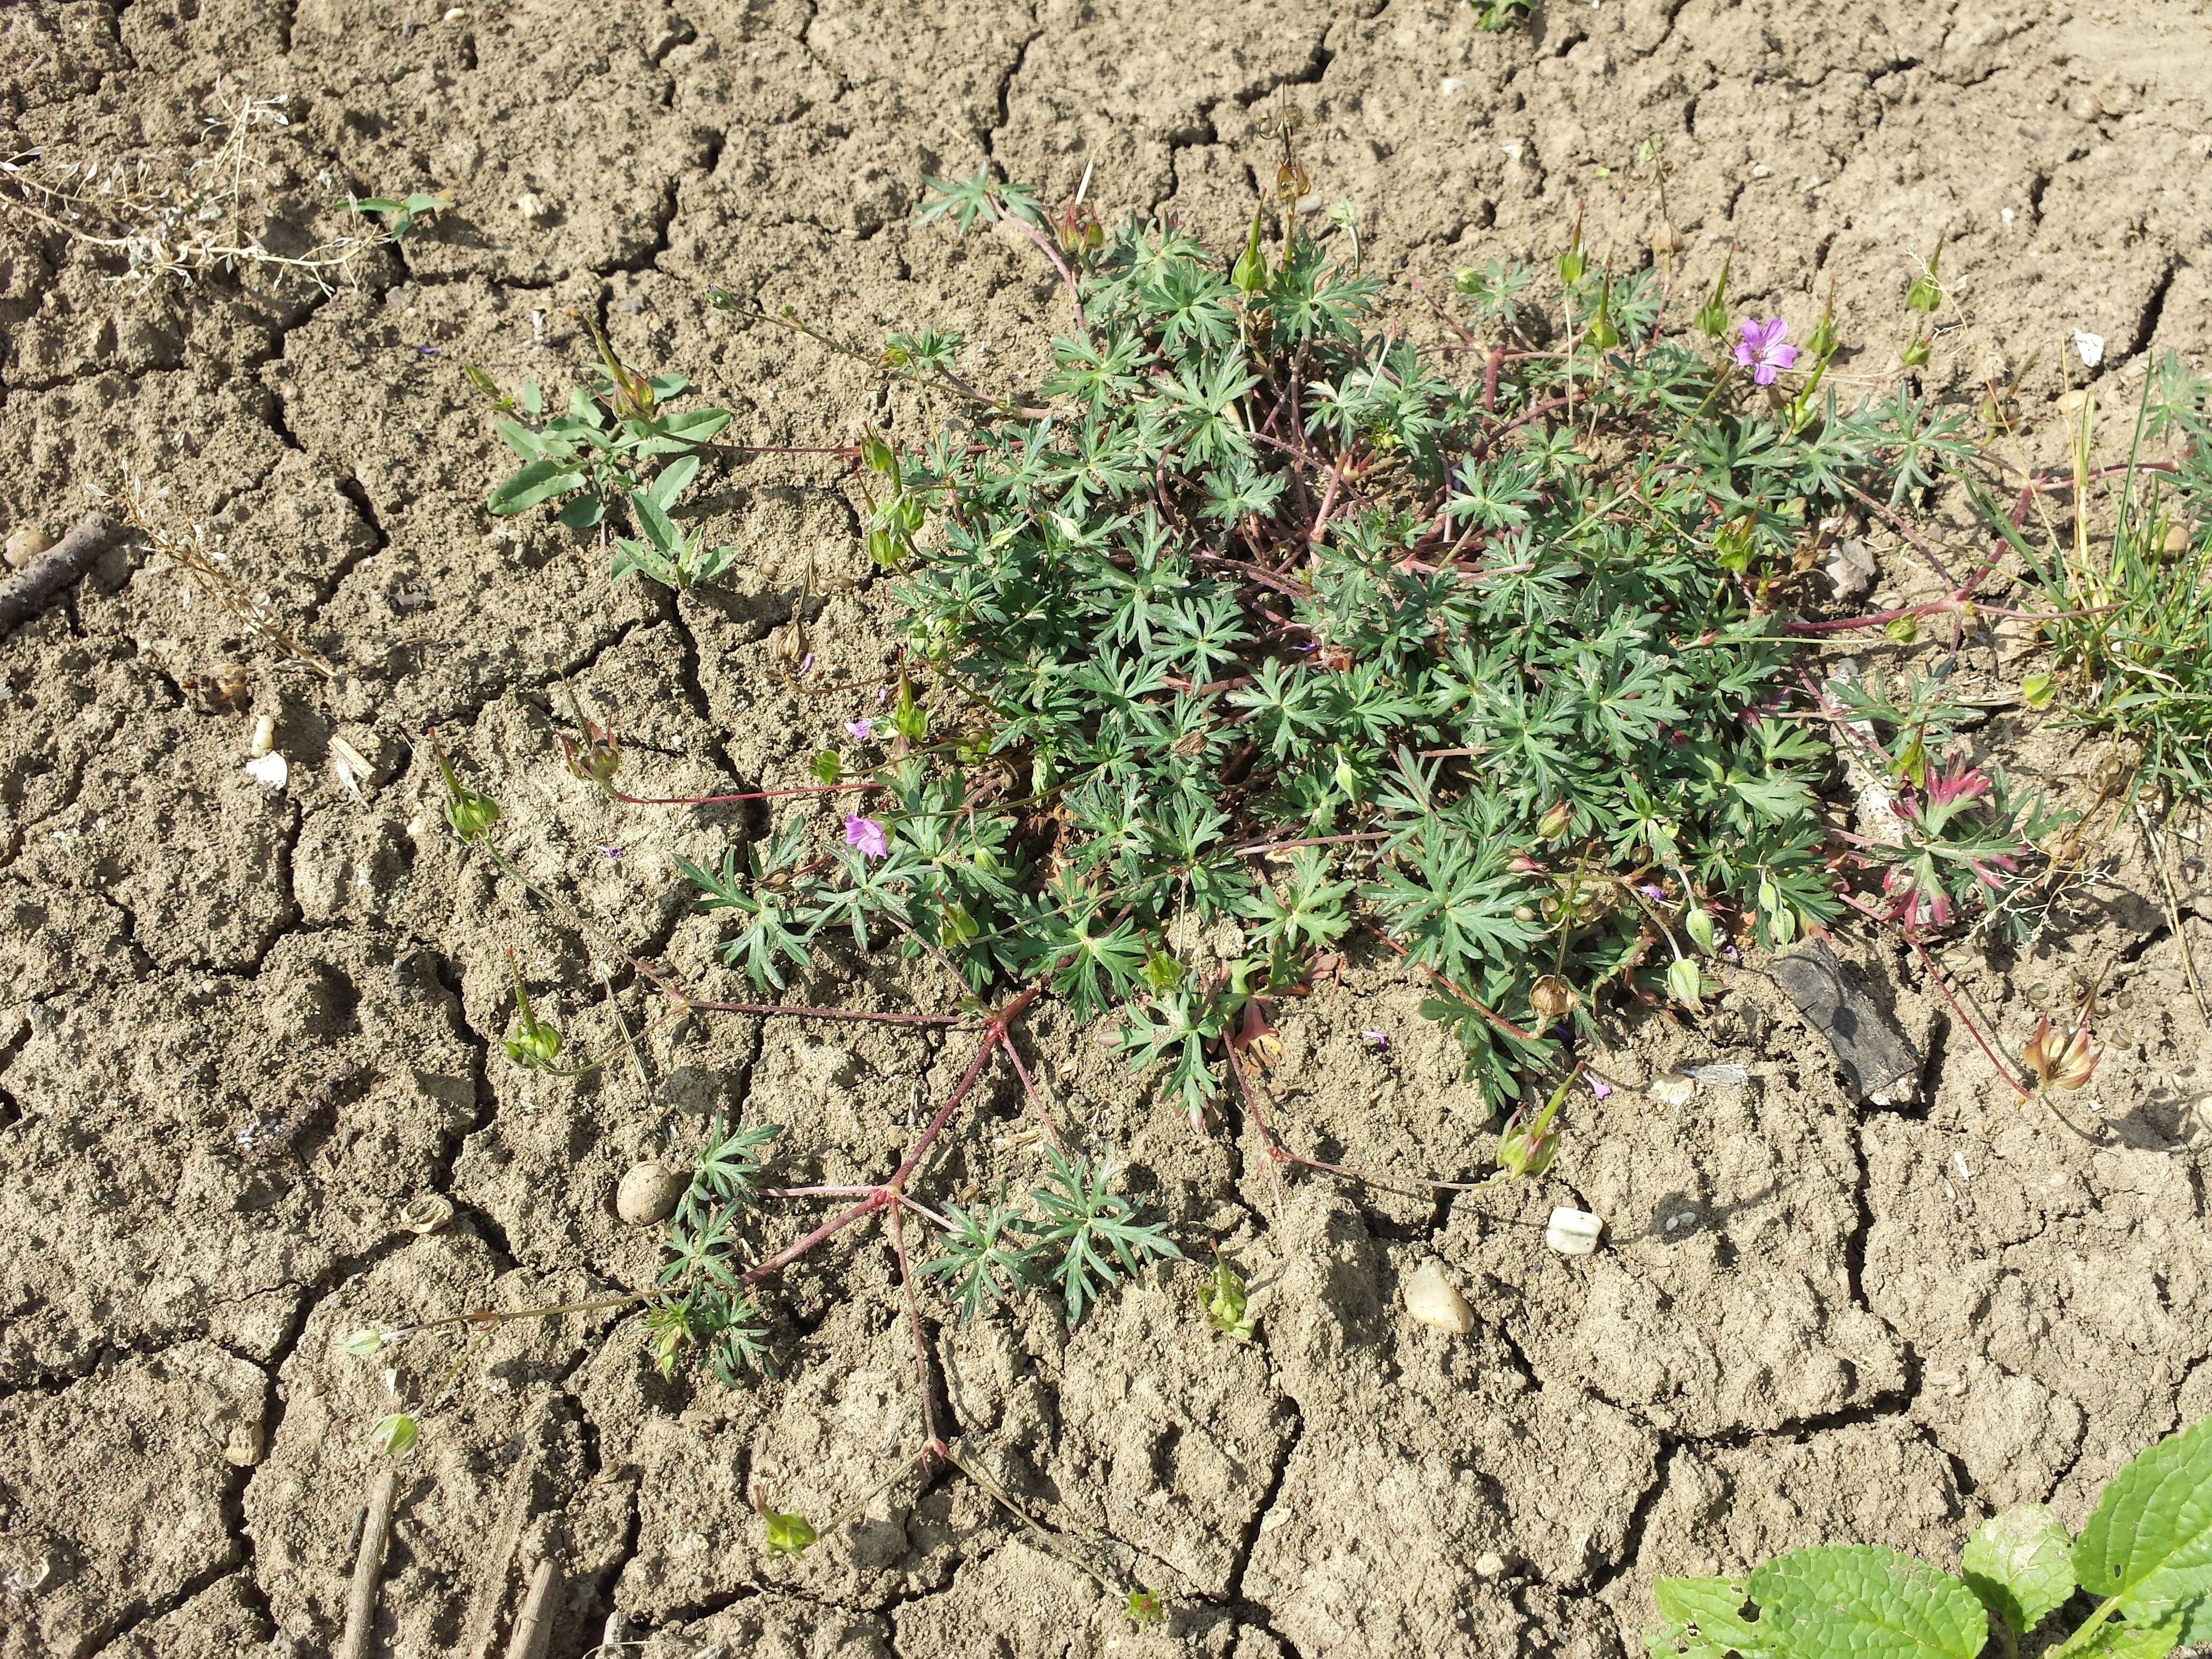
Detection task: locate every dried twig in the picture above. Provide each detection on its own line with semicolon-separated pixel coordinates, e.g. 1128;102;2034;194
503;1558;560;1659
337;1467;399;1659
0;512;112;637
2136;803;2209;1021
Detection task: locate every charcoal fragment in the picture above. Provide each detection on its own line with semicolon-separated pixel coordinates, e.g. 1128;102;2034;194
1774;938;1919;1103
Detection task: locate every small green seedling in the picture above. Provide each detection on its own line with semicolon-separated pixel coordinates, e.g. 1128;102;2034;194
477;327;731;532
338;191;451;239
1647;1409;2212;1658
610;482;739;590
1126;1589;1166;1627
1199;1248;1257;1342
368;1411;419;1458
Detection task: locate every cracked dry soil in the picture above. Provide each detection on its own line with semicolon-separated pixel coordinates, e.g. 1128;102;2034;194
4;0;2212;1655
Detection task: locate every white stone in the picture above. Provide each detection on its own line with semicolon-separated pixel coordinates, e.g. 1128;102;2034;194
1546;1207;1603;1256
1403;1259;1473;1334
2073;329;2106;368
244;752;288;791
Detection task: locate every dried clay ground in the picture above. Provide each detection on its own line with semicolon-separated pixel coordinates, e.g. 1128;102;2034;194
4;2;2212;1657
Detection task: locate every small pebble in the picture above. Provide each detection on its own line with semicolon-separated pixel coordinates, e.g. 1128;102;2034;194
617;1161;687;1227
1473;1551;1507;1580
1546;1207;1603;1255
1403;1259;1473;1334
4;523;53;571
245;752;289;791
1648;1070;1695;1108
250;714;276;757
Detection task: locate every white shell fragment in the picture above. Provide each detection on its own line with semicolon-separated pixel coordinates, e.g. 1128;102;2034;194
1546;1207;1604;1256
1403;1259;1474;1334
244;751;289;791
2073;329;2105;369
330;734;373;798
399;1194;454;1235
617;1162;687;1227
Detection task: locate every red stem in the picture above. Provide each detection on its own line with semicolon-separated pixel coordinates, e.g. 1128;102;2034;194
1363;924;1542;1043
685;999;963;1027
887;1199;943;1455
999;1035;1066;1151
612;780;884;807
1837;894;2030;1099
1223;1040;1291;1215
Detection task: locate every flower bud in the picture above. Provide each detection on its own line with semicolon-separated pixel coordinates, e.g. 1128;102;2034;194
1495;1108;1558;1180
559;717;622;788
762;1506;819;1557
369;1411;419;1458
1535;801;1574;840
1684;907;1717;953
1233;207;1268;296
338;1329;384;1358
1694;250;1732;340
432;730;503;841
1666;956;1703;1008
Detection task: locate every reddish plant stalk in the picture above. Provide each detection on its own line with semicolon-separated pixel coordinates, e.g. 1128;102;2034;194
611;780;885;808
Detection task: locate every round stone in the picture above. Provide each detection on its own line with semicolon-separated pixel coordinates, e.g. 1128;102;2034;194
617;1162;686;1227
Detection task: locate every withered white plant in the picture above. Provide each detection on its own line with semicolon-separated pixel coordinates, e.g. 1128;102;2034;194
0;80;443;294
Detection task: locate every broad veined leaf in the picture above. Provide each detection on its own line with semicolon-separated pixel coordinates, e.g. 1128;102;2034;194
1646;1575;1776;1658
1748;1545;1986;1659
1962;1504;2074;1639
2073;1414;2212;1627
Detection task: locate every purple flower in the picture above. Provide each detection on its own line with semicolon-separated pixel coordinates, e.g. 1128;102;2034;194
1587;1075;1614;1100
844;814;889;860
846;718;873;741
1362;1029;1390;1050
599;845;623;860
1734;317;1799;385
1638;883;1667;901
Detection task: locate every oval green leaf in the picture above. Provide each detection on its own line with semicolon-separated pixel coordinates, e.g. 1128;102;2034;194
1963;1504;2075;1639
2073;1414;2212;1625
1748;1544;1986;1659
487;455;586;514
